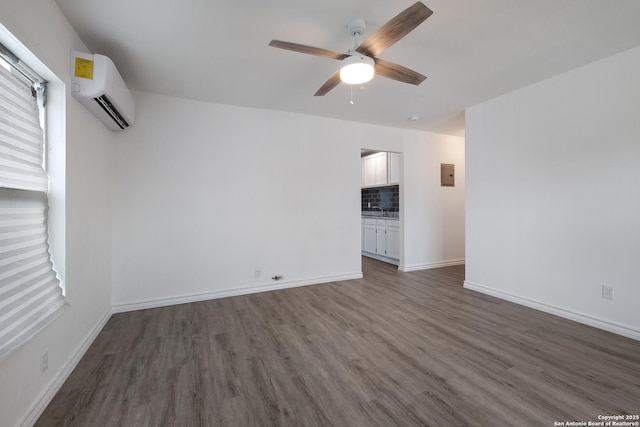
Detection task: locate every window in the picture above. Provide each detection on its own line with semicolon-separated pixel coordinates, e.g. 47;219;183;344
0;41;65;360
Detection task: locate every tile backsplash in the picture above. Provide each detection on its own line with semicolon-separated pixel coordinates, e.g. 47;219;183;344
361;185;399;213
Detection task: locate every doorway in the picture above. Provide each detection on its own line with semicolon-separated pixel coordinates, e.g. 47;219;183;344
360;149;402;268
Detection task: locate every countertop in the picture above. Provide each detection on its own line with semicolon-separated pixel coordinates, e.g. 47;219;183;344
361;212;399;219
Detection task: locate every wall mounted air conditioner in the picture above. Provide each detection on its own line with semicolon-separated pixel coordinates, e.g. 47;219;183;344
70;51;135;131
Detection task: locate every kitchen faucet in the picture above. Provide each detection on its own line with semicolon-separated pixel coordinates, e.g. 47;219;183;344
372;206;384;216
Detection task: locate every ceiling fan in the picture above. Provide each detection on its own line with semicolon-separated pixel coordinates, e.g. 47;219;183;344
269;2;433;96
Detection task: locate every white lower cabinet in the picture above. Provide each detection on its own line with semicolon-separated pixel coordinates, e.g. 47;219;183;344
361;218;400;262
362;220;378;254
386;222;400;260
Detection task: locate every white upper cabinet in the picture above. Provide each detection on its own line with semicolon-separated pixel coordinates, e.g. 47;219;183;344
362;151;400;188
362;152;388;187
388;152;400;185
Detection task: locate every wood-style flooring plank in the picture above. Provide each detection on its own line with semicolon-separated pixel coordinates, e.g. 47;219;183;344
36;257;640;426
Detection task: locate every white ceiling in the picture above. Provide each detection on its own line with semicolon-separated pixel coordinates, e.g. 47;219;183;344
55;0;640;136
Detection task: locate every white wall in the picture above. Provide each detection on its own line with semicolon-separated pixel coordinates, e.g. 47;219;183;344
465;45;640;339
111;93;361;309
0;1;113;426
402;131;465;271
111;91;465;310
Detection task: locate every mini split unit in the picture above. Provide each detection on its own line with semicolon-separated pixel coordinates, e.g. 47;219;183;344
70;50;135;131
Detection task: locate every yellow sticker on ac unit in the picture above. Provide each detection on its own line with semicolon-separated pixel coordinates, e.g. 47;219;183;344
74;57;94;79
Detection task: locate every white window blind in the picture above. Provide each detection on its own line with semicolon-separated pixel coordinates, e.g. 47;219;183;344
0;62;65;360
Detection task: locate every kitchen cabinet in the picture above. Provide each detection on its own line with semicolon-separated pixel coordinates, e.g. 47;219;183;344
386;220;400;259
376;222;386;256
362;219;378;254
361;218;400;262
388;152;400;184
362;152;388;187
362;151;400;187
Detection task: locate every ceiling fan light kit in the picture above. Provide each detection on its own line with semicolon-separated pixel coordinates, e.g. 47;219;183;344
340;54;375;85
269;1;432;96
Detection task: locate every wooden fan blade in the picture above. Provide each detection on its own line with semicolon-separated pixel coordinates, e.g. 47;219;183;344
269;40;349;60
374;58;426;85
356;2;433;58
314;70;342;96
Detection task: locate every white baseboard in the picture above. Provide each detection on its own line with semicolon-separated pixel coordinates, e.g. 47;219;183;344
463;280;640;341
113;272;363;313
399;259;465;272
19;307;113;427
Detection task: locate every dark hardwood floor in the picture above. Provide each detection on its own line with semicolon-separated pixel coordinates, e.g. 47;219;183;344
36;257;640;426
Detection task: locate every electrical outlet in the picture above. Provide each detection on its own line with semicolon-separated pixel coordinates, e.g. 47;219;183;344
602;285;614;300
41;351;48;373
254;267;261;279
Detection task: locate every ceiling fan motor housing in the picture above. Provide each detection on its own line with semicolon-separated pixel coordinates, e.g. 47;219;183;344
347;18;366;37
